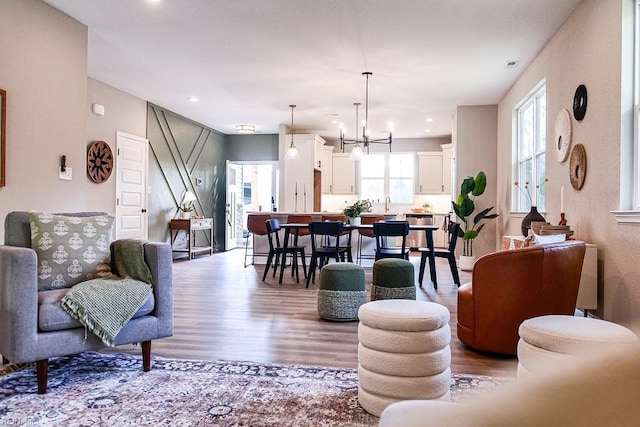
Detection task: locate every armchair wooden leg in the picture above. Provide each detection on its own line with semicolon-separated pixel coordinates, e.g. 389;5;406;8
37;359;48;394
142;341;152;372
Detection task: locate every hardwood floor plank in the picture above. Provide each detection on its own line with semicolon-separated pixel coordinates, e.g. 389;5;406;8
108;249;517;378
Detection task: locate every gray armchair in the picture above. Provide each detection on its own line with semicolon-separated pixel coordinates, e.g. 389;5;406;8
0;211;173;393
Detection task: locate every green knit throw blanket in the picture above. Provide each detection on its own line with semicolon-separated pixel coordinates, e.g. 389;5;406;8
61;278;152;347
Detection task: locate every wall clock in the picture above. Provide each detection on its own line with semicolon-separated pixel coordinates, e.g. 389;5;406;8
554;109;572;162
569;143;587;190
87;140;114;183
573;84;588;121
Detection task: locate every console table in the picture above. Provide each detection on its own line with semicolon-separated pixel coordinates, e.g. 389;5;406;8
170;218;213;259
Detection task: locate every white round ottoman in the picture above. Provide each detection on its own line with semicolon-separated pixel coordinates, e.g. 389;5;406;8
357;299;451;416
517;315;638;379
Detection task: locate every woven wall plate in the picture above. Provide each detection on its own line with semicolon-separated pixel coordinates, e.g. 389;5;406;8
554;109;572;162
569;143;587;190
87;140;114;183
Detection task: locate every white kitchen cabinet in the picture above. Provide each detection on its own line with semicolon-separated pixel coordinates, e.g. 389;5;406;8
282;134;325;212
417;152;444;194
321;146;334;193
417;144;453;195
331;153;356;194
441;143;453;194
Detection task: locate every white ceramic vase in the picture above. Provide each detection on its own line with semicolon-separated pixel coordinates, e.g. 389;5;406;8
349;216;361;226
181;211;191;219
459;255;477;272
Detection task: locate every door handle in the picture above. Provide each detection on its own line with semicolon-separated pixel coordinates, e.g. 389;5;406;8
141;209;147;213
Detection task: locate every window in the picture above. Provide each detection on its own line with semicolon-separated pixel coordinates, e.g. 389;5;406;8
513;83;546;212
360;153;414;203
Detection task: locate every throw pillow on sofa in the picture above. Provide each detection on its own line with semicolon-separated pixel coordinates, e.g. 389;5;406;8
29;211;115;291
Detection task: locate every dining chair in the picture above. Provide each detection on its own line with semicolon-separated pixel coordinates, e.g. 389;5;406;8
373;220;411;261
418;222;461;289
357;215;385;264
244;213;272;267
321;214;352;262
263;219;307;283
286;214;312;277
306;221;349;287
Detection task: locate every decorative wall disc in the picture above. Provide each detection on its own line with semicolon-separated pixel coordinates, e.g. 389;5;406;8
554;109;572;163
573;84;588;121
87;140;114;183
569;143;587;190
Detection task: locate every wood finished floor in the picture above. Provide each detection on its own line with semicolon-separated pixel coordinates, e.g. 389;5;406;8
111;249;518;378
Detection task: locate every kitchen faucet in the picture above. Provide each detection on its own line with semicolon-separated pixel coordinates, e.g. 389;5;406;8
384;196;391;212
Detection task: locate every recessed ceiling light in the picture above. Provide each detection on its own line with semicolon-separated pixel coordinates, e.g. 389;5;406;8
425;128;432;133
236;124;256;134
506;60;520;69
425;117;434;122
187;97;198;102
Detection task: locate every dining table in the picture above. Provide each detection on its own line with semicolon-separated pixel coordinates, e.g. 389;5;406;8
277;222;440;285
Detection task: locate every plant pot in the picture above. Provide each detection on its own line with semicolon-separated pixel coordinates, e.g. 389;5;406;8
349;216;361;226
521;206;545;237
181;211;191;219
459;255;476;272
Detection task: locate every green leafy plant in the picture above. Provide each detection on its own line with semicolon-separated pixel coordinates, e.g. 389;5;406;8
452;171;498;257
180;202;194;212
343;200;372;217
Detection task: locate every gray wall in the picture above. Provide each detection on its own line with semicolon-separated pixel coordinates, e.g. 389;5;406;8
147;104;227;250
226;134;279;161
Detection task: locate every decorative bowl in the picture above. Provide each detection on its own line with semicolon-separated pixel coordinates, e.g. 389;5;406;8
410;208;426;213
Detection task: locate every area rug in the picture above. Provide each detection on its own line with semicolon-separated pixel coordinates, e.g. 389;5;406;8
0;352;507;426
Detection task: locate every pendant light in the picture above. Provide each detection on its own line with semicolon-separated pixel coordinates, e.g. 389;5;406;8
284;104;301;161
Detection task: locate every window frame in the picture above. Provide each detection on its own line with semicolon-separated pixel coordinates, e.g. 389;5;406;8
512;81;547;213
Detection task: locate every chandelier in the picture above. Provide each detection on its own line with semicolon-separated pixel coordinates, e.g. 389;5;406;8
340;72;392;160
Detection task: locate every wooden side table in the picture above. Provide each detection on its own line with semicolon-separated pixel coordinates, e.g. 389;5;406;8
170;218;213;259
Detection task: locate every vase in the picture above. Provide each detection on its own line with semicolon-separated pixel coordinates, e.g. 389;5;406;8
521;206;545;237
459;255;476;272
181;211;191;219
349;216;361;226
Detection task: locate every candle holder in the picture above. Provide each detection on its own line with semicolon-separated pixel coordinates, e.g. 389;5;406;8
558;212;567;226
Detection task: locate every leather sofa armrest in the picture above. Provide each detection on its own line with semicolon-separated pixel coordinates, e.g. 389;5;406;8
0;245;39;361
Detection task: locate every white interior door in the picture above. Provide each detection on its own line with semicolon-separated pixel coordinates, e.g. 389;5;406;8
115;131;148;240
226;161;243;250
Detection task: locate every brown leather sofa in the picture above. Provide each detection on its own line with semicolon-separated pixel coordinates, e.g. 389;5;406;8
457;240;586;355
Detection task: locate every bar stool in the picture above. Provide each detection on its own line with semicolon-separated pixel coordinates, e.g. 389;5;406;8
357;215;385;264
244;213;272;267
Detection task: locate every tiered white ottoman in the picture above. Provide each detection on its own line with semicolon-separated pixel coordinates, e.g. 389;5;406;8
357;300;451;417
518;315;639;379
371;258;416;301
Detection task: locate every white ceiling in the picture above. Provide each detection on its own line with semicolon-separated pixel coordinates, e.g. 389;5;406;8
43;0;582;140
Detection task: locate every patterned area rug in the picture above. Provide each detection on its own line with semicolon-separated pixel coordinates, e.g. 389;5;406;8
0;352;507;426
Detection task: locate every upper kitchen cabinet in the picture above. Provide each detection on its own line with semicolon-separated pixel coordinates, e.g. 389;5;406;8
417;144;452;195
331;153;356;194
321;145;334;194
282;134;326;212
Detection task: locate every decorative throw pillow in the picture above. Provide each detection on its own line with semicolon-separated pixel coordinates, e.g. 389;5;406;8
29;212;115;291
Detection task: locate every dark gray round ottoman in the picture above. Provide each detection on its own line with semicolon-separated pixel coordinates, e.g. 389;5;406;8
318;262;366;321
371;258;415;300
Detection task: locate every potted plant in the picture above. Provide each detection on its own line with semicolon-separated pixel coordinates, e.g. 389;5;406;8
342;200;372;225
180;202;195;219
451;171;498;270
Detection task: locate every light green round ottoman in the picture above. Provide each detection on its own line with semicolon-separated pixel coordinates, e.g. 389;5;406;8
318;262;366;321
371;258;416;300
